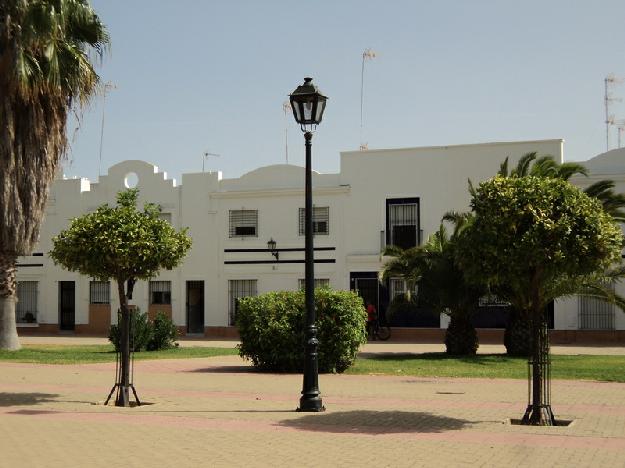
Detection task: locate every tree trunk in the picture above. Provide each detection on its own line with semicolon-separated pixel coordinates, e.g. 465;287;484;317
0;252;20;350
115;279;130;407
444;311;478;355
530;309;543;424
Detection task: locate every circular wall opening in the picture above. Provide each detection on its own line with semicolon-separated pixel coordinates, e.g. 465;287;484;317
124;172;139;188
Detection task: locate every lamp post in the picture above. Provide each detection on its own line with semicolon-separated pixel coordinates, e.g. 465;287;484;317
289;77;328;412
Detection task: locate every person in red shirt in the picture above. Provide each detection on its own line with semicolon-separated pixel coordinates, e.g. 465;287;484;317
366;302;377;338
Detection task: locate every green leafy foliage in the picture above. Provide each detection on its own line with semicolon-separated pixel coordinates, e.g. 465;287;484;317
236;289;367;373
109;309;152;352
108;309;178;352
148;311;178;351
382;214;485;355
457;176;623;316
49;189;192;283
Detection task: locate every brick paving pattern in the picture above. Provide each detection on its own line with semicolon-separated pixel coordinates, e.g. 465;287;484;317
0;339;624;467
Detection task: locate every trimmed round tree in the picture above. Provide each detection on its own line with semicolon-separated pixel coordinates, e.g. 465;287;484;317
49;189;191;406
457;176;623;425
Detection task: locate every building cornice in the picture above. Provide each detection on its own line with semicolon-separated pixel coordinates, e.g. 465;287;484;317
210;186;350;199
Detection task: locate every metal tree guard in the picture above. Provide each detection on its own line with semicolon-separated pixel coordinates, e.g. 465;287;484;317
521;314;554;425
105;307;141;406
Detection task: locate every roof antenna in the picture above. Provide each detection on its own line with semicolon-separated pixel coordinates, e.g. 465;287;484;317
203;151;220;172
98;82;116;176
360;48;377;151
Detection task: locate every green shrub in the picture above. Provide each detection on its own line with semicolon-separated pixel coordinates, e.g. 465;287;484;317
236;288;367;373
148;311;178;351
109;309;177;352
109;309;152;352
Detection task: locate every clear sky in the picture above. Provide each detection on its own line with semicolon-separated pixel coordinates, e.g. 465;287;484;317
64;0;625;183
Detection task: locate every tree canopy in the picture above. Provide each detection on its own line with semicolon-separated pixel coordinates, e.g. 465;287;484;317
50;189;192;283
458;176;623;314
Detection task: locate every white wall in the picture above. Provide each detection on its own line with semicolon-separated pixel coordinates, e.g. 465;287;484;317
19;139;625;332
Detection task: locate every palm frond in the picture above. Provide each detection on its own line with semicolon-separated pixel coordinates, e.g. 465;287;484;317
512;152;537;177
498;157;509;177
584;180;615;198
530;155;558;178
556;162;588;180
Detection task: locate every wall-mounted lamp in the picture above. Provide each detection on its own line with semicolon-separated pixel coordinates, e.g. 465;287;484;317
267;238;279;261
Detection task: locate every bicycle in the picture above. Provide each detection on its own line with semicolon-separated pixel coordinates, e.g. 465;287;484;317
368;319;391;341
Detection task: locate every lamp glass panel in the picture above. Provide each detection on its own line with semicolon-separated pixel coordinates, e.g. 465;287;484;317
315;98;326;122
291;101;302;122
303;101;313;121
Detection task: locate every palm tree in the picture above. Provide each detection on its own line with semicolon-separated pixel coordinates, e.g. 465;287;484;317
382;213;485;355
0;0;109;349
500;152;625;219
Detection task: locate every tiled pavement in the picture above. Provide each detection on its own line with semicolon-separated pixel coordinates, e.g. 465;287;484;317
1;339;624;467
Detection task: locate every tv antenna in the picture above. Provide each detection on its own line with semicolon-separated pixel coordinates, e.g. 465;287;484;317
283;101;292;164
202;151;220;172
604;74;623;151
360;48;377;151
616;120;625;148
98;82;116;176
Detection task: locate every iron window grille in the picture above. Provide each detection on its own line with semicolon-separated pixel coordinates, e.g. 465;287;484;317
228;279;257;326
89;281;110;304
16;281;38;323
299;206;329;236
386;199;420;249
389;277;417;301
150;281;172;305
478;294;511;307
579;282;615;330
229;210;258;238
298;278;330;290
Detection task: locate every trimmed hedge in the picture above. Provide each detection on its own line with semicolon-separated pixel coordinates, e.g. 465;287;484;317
236;288;367;373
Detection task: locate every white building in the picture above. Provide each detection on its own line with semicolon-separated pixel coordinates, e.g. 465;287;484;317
15;140;625;342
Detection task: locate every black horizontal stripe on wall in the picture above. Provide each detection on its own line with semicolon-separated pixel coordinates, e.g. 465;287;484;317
224;247;335;253
17;264;44;267
32;253;44;256
224;259;335;265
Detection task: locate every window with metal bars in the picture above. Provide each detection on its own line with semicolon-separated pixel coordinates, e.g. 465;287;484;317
16;281;38;323
386;198;420;249
579;283;615;330
388;277;417;300
298;278;330;290
298;206;329;236
150;281;172;305
229;210;258;237
228;280;257;326
89;281;110;304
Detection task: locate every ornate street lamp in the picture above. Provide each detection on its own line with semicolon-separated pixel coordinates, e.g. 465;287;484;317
289;77;327;412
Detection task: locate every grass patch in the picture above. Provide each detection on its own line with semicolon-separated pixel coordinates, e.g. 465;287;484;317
347;353;625;382
0;344;239;365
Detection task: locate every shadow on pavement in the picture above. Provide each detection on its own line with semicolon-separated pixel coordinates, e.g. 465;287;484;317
280;410;472;434
187;365;258;374
0;392;59;407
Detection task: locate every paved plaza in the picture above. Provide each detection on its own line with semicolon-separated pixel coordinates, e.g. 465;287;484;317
1;339;624;467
